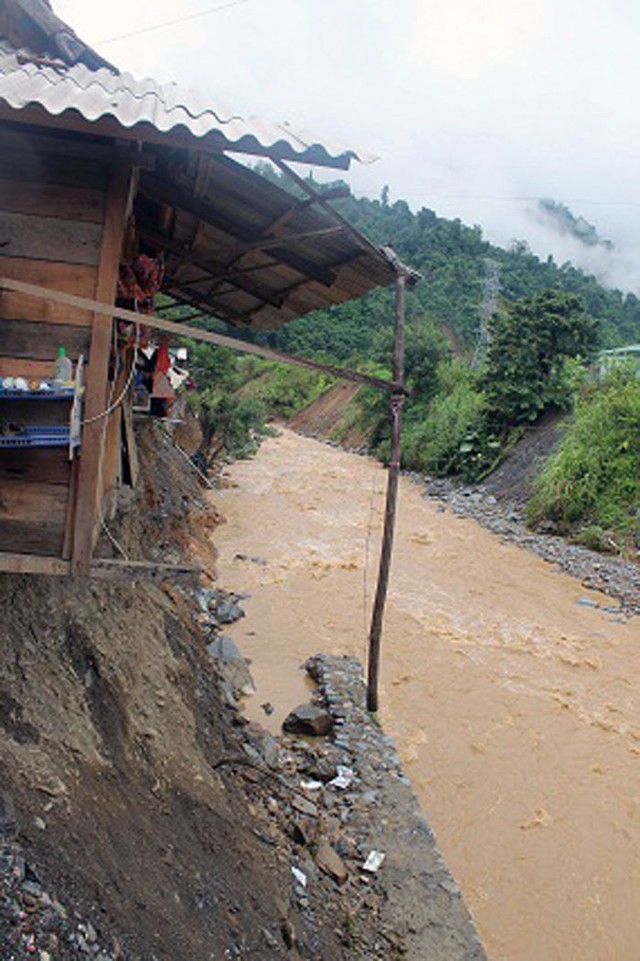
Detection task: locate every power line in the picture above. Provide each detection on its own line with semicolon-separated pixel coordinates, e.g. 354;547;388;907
354;190;640;208
97;0;251;45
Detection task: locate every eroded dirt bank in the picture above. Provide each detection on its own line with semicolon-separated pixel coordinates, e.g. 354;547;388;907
214;427;640;961
1;423;483;960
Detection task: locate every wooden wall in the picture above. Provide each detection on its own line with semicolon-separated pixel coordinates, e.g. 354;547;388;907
0;124;111;557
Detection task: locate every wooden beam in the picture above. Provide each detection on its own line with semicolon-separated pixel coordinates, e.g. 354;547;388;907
0;552;71;576
165;260;288;294
139;174;337;286
0;551;201;582
0;278;404;393
89;557;201;584
163;226;345;271
137;224;286;309
71;155;136;575
367;274;407;714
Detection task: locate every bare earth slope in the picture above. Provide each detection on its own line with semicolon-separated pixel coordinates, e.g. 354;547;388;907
1;422;484;961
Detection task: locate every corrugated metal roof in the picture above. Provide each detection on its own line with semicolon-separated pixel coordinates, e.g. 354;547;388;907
138;150;399;330
0;40;374;169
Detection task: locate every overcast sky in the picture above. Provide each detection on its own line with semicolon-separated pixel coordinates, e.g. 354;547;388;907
55;0;640;293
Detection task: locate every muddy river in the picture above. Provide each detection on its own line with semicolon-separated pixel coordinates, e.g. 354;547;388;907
212;427;639;961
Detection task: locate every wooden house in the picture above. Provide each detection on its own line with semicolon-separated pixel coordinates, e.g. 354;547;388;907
0;0;402;577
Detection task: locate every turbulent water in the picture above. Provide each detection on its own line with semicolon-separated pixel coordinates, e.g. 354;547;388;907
212;428;640;961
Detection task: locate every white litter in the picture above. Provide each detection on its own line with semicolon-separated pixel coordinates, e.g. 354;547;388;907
329;765;355;790
362;851;386;873
291;867;307;888
300;780;323;792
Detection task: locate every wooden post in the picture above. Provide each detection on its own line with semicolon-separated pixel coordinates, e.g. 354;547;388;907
71;153;136;574
366;272;407;713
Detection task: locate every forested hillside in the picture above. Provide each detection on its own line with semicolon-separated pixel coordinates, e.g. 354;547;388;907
247;167;640;360
181;167;640;556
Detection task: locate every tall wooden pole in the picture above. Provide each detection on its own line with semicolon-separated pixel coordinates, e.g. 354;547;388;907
366;272;407;712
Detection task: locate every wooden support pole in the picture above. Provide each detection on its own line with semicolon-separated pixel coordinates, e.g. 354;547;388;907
366;273;407;713
71;154;136;574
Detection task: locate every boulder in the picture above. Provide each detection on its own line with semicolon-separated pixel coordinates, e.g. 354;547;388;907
282;703;333;737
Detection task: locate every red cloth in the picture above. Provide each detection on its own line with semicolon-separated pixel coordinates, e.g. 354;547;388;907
155;340;171;374
117;255;164;314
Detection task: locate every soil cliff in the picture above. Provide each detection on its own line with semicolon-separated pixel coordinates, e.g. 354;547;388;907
1;421;485;960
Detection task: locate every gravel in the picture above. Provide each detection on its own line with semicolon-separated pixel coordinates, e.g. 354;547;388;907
419;476;639;617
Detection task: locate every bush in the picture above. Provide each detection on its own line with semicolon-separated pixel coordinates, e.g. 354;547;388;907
398;361;486;476
243;362;334;418
529;368;640;553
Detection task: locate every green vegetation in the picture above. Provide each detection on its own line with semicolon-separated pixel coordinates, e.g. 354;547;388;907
185;344;267;463
237;360;335;419
483;290;599;427
172;169;639;554
184;341;330;464
251;171;640;358
529;368;640;555
400;360;488;477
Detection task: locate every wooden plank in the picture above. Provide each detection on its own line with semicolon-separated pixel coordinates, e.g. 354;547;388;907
0;145;110;191
0;480;68;522
62;457;79;560
0;126;114;164
72;155;136;574
90;557;202;584
0;212;103;266
0;256;98;292
0;551;70;575
0;290;93;327
0;552;201;579
0;357;54;378
0;319;90;361
101;405;122;503
0;479;68;555
0;257;97;325
0;179;106;222
0;448;72;485
0;521;64;555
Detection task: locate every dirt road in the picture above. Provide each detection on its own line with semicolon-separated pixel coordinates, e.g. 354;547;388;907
213;427;640;961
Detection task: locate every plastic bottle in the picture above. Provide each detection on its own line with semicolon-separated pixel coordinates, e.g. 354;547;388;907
53;347;73;387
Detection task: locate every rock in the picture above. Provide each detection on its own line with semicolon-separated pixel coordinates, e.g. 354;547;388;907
256;732;280;769
291;795;319;818
207;636;254;695
577;596;599;608
261;927;279;950
315;838;348;885
291;816;319;847
216;598;245;624
282;704;333;737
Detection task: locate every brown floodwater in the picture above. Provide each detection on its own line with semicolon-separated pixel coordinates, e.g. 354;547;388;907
211;427;640;961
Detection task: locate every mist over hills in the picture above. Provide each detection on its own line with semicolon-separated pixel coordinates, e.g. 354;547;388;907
249;173;640;362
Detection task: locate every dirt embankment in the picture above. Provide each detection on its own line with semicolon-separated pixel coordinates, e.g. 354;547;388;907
1;420;484;960
289;382;367;449
0;423;309;959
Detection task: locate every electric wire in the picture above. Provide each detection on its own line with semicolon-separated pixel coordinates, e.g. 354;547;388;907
81;322;140;426
90;321;142;561
97;0;251;45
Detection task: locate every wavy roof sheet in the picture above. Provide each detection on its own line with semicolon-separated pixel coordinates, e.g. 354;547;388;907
0;40;373;169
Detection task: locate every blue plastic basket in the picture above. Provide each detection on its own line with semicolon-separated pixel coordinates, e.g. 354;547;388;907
0;426;71;448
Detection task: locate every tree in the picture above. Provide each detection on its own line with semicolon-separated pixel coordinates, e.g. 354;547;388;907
484;290;599;427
